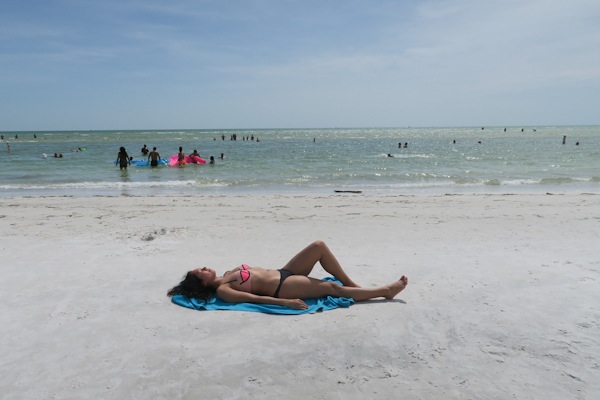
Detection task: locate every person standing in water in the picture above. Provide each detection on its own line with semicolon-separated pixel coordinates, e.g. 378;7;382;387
148;147;161;167
116;147;130;170
177;146;186;165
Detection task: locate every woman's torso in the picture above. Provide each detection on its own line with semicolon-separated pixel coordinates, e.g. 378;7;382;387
223;265;280;296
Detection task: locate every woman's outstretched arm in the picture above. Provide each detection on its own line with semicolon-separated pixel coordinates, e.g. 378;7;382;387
216;285;308;310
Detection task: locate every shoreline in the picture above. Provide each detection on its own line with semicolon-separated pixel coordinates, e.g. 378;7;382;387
1;193;598;399
1;184;600;198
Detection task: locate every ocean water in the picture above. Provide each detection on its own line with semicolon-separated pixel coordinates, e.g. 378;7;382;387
0;126;598;196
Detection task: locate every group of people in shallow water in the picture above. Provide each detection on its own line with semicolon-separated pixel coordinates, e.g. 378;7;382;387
217;133;259;141
167;240;408;309
116;145;223;169
140;144;163;163
176;146;217;165
116;145;163;169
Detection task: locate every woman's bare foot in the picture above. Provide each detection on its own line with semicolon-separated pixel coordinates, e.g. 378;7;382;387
385;275;408;299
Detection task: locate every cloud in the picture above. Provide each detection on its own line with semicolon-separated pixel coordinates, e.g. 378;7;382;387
401;0;600;90
1;0;599;129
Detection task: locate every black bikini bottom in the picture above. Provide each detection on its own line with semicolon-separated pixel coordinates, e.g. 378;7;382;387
273;269;294;298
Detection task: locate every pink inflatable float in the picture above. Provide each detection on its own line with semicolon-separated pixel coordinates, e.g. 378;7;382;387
169;155;206;166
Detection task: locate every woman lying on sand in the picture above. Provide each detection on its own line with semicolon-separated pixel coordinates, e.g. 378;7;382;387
167;240;408;310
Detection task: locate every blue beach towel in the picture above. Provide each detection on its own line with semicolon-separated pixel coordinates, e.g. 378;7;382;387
171;277;354;315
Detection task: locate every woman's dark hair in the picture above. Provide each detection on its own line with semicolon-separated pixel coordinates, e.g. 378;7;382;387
167;271;216;300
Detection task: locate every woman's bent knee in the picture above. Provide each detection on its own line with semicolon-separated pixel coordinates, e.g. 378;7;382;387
312;240;327;249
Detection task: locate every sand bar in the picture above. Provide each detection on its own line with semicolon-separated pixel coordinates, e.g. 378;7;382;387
1;193;599;399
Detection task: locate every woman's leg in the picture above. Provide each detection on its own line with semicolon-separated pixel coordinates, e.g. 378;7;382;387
278;275;408;301
281;241;360;287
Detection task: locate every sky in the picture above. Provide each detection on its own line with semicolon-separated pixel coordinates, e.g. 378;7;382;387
1;0;599;131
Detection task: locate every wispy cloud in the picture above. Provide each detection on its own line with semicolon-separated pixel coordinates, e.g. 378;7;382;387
1;0;599;129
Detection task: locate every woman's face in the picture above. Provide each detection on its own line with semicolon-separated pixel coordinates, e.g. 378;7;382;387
192;267;216;285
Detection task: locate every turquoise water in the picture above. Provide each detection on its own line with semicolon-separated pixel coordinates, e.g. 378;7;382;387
1;126;598;196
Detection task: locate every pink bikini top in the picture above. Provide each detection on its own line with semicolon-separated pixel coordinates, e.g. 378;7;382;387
227;264;252;293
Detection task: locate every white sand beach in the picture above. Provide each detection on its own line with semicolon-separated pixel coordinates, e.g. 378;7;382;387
1;193;598;399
